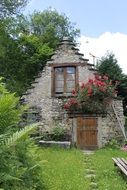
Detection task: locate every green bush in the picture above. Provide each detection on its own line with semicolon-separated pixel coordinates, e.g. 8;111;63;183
36;126;65;141
0;79;26;134
0;125;45;190
105;139;120;149
125;116;127;131
0;80;44;190
51;126;65;141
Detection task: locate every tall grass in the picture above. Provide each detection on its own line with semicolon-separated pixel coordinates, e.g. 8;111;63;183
89;148;127;190
35;147;127;190
35;147;89;190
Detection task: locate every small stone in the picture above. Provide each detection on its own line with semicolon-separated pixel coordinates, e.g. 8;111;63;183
90;182;98;188
85;174;96;178
85;169;95;174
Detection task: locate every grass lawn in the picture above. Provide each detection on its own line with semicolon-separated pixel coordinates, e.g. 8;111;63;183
90;148;127;190
36;147;88;190
33;146;127;190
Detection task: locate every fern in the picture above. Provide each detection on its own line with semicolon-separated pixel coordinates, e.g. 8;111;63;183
2;123;38;147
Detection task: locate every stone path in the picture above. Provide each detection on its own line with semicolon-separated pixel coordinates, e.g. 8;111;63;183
83;151;98;190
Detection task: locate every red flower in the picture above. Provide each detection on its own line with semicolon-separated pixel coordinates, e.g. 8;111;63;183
80;82;85;89
72;89;77;96
88;87;93;96
95;74;100;80
63;103;70;109
103;75;109;80
88;79;94;84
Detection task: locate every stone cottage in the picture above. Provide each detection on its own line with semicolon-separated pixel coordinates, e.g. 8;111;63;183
23;37;126;150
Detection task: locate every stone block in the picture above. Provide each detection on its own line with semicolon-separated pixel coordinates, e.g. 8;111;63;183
39;140;71;148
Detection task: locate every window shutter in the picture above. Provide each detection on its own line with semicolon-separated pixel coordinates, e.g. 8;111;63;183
66;67;76;93
54;66;76;95
55;68;64;94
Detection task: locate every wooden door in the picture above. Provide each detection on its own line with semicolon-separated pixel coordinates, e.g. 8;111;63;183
77;117;98;149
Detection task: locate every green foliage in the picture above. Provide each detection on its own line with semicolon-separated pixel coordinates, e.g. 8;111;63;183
96;52;127;115
0;79;44;189
0;124;44;190
0;0;28;18
0;140;44;190
33;147;127;190
125;116;127;131
30;8;80;48
105;139;120;149
36;147;88;190
89;149;127;190
64;76;116;114
117;75;127;115
37;127;65;141
0;8;80;95
96;52;123;81
51;126;65;141
0;80;26;134
2;124;37;147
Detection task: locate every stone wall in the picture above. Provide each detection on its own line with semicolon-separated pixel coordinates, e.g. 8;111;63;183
71;100;125;148
78;65;94;82
22;63;95;132
95;100;125;147
22;37;95;133
23;37;125;148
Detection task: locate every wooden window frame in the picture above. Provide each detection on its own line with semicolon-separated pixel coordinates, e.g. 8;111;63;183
51;66;78;97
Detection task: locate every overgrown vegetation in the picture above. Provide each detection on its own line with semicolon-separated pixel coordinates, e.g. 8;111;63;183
0;1;80;95
0;125;45;190
64;75;117;114
97;52;127;115
0;1;127;189
89;148;127;190
27;147;127;190
0;80;44;189
35;126;68;141
37;147;88;190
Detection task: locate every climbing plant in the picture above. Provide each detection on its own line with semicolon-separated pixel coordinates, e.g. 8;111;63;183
64;75;118;114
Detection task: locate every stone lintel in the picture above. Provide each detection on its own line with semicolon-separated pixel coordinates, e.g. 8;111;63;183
48;62;88;67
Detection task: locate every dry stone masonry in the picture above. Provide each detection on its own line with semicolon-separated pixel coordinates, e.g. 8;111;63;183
22;37;125;149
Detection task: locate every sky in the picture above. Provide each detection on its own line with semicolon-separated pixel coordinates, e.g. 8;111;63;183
24;0;127;74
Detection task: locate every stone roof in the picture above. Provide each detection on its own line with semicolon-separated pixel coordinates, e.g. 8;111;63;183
47;37;92;66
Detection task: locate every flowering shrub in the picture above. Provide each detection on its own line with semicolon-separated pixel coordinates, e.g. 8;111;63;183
121;144;127;151
64;75;118;114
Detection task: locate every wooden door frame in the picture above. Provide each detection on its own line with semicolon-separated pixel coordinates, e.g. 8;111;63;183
75;115;98;149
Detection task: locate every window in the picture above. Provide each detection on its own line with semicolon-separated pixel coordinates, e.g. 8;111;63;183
54;66;76;95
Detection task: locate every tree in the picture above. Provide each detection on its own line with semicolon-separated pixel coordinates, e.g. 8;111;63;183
96;52;127;115
0;0;28;18
0;8;80;95
96;52;123;81
29;8;80;48
0;0;29;94
117;75;127;115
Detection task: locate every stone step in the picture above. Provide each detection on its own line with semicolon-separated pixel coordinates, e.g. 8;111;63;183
85;169;95;174
39;140;71;148
85;174;96;178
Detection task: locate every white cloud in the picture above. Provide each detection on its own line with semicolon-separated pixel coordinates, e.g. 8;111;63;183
78;32;127;74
